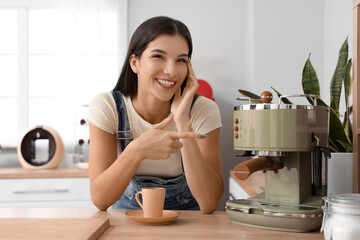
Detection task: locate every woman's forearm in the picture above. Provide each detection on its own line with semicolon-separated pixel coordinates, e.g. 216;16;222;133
176;121;224;213
90;142;142;210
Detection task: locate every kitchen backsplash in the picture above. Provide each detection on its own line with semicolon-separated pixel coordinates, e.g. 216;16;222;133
0;144;86;168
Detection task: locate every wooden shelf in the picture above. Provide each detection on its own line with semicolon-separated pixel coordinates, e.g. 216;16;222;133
0;167;89;179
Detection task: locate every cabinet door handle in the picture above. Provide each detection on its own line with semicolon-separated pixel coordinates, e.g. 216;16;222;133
12;188;69;194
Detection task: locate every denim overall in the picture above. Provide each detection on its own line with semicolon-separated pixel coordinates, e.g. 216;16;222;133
111;90;200;210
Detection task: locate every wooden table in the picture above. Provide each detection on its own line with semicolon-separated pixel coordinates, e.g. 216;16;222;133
0;208;324;239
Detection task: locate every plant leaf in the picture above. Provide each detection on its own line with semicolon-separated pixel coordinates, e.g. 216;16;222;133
330;99;340;118
315;97;351;152
238;89;260;99
335;140;352;153
343;58;353;149
334;141;347;152
307;96;326;108
302;54;320;104
328;104;351;152
330;38;348;115
348;105;353;145
270;87;293;104
343;105;353;147
329;138;339;152
330;98;339;118
238;89;262;103
344;59;352;108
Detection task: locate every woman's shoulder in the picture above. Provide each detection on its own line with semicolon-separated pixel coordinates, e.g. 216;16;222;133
88;92;118;134
190;95;222;134
192;95;220;112
91;92;116;104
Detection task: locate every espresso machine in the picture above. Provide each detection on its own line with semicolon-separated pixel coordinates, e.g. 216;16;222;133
225;92;330;232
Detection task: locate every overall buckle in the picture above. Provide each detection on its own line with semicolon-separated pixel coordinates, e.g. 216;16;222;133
117;131;133;140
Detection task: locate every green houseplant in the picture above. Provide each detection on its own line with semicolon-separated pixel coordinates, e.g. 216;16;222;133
239;38;353;152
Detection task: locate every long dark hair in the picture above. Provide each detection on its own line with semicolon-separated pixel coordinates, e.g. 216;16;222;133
113;16;193;97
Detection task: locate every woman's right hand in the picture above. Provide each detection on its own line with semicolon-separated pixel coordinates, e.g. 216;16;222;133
128;114;203;161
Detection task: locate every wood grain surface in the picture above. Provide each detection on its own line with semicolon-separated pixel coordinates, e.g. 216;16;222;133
0;218;109;240
0;208;324;240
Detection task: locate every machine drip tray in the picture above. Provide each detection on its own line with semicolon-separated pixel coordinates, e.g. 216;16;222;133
225;199;323;232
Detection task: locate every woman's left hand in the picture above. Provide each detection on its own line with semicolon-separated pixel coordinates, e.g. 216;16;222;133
171;61;199;122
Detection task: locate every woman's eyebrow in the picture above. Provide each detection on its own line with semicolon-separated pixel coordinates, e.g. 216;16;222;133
150;49;188;58
178;53;189;58
151;49;167;54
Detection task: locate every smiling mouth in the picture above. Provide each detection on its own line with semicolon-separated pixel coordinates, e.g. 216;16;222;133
156;78;176;88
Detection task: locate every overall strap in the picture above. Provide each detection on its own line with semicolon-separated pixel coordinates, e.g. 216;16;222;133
112;90;132;152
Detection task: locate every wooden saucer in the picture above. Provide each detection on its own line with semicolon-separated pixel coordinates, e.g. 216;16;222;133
125;210;180;225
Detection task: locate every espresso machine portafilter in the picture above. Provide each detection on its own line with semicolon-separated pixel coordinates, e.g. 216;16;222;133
225;92;330;232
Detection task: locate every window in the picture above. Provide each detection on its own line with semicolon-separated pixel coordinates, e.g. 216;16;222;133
0;0;127;147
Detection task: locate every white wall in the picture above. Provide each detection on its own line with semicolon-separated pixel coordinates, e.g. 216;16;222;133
247;0;324;95
323;0;353;109
128;0;353;210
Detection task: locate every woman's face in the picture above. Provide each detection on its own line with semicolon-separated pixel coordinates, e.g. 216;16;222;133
130;34;189;101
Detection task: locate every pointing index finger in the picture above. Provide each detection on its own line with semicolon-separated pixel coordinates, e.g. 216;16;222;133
170;131;206;139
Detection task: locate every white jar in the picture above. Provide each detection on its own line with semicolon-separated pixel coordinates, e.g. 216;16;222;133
322;193;360;240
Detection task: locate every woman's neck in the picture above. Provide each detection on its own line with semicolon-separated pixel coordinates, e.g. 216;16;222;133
131;94;171;124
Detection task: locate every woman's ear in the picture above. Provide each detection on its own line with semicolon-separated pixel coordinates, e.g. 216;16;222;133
129;54;139;73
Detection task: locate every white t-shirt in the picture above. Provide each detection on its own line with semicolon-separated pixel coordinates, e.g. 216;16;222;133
89;92;222;177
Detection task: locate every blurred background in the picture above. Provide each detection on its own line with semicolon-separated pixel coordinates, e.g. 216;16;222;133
0;0;353;210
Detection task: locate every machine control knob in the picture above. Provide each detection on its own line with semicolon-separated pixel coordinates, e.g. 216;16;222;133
234;126;239;131
260;91;273;103
235;133;238;139
234;118;239;124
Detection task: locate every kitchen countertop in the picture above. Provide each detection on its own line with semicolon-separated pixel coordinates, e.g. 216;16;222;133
0;208;324;239
0;167;89;179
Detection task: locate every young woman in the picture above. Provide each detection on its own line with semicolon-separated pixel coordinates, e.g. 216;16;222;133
88;16;223;214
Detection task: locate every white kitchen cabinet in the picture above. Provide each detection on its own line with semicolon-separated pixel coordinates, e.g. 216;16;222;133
0;168;95;208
